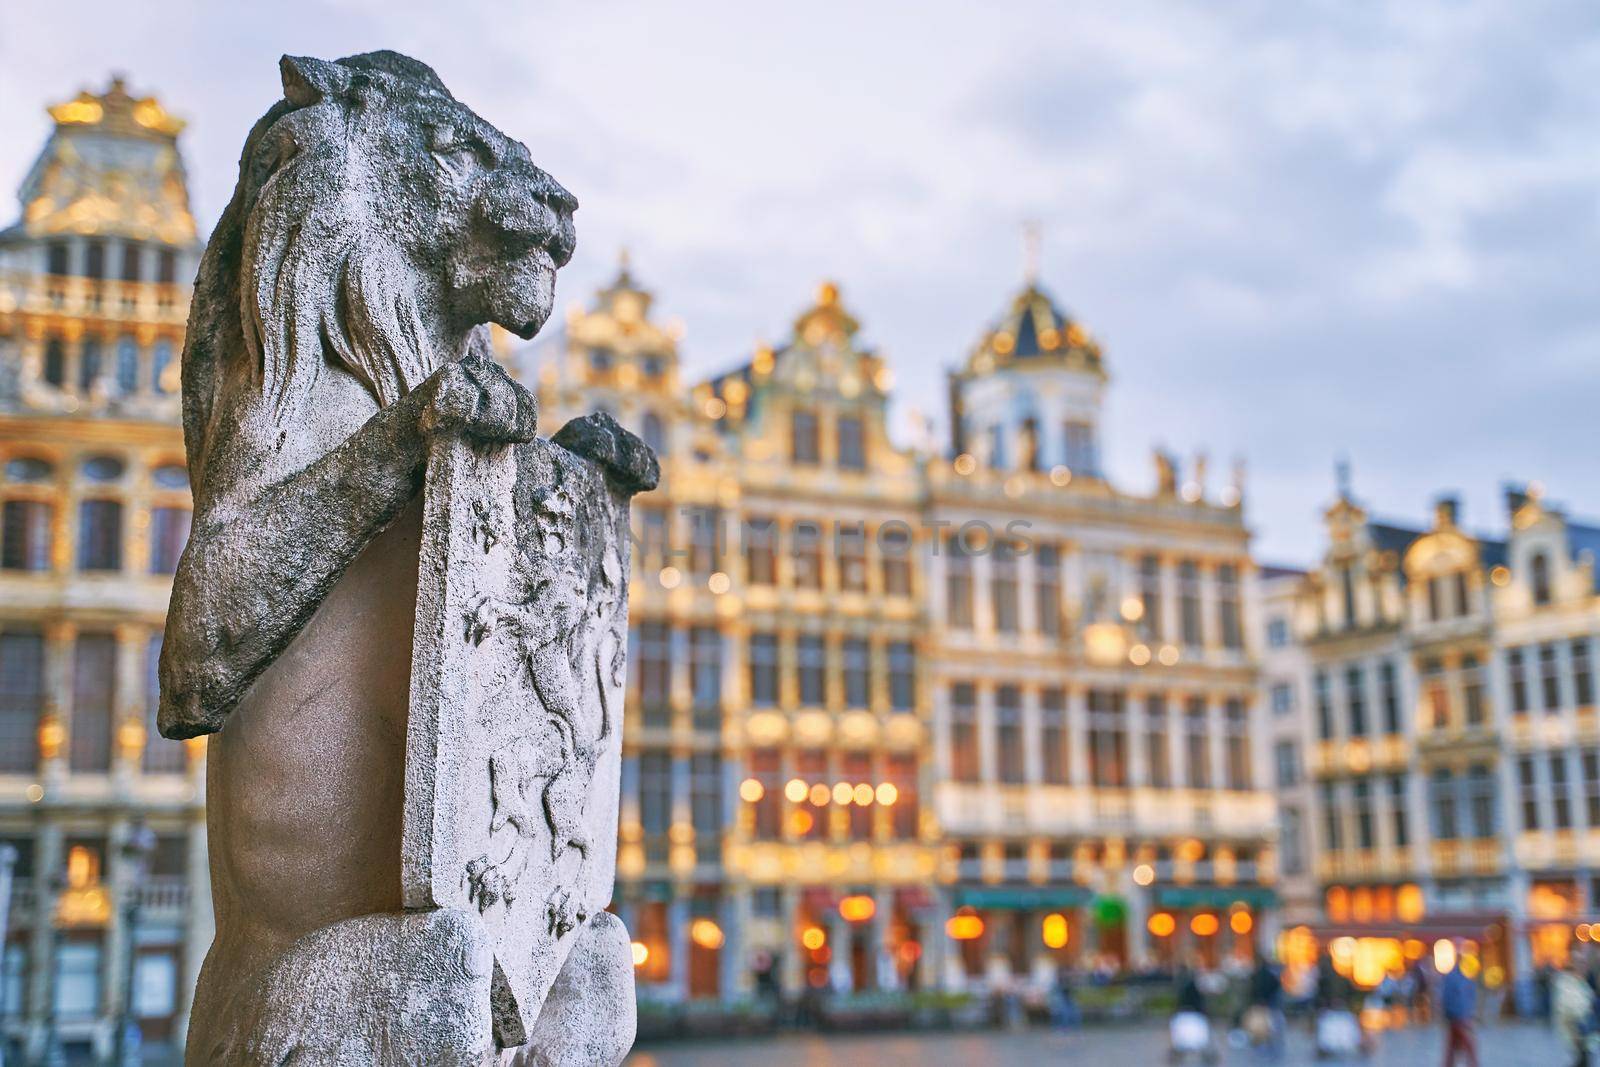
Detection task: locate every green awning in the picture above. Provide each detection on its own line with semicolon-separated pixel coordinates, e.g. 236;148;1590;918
952;886;1094;910
1154;887;1278;909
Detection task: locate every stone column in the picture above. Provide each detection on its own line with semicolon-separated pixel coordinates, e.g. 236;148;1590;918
40;621;76;789
666;893;691;1001
111;624;145;788
720;887;749;998
25;823;64;1058
779;885;804;993
103;815;132;1040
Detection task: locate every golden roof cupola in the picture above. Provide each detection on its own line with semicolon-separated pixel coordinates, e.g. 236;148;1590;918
14;75;197;245
948;266;1108;479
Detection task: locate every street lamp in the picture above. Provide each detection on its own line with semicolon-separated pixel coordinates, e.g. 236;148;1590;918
115;823;157;1067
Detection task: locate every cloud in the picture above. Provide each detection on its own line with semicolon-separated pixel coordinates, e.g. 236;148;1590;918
0;0;1593;559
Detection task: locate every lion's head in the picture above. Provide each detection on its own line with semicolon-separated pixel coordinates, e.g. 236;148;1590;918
184;50;575;456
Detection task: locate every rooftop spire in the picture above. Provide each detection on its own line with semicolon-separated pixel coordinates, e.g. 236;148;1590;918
1022;218;1042;284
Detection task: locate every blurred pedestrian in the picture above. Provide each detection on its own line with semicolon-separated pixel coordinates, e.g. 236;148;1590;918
1553;957;1596;1067
1245;954;1285;1062
1440;951;1479;1067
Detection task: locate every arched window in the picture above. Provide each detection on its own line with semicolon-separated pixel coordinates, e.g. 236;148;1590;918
115;336;140;395
2;457;57;573
151;341;174;394
640;411;666;457
78;455;126;572
78;339;103;393
1531;552;1552;606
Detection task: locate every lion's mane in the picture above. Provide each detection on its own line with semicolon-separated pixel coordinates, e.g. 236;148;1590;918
181;51;454;472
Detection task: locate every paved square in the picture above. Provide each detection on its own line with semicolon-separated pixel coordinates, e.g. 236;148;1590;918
629;1020;1569;1066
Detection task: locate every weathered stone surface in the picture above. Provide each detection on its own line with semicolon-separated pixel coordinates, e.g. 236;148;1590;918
159;49;648;1066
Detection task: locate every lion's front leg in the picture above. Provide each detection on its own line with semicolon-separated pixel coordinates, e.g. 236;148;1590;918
506;911;637;1067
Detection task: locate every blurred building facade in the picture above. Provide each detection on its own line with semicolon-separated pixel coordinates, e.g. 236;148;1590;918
535;265;1279;1001
0;78;210;1060
1266;480;1600;1003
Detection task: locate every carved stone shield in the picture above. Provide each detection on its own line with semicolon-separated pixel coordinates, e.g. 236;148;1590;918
404;431;632;1046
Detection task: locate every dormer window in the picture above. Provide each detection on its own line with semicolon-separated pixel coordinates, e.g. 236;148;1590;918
1531;551;1552;605
791;409;819;464
836;415;864;471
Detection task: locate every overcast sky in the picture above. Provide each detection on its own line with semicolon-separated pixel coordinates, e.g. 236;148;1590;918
2;0;1595;563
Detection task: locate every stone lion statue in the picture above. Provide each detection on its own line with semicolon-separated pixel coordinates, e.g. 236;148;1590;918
159;51;650;1065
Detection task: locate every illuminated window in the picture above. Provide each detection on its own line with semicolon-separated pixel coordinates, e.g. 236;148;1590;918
797;635;826;706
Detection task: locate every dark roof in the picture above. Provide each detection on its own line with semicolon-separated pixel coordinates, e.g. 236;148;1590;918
1367;522;1423;555
1259;564;1308;580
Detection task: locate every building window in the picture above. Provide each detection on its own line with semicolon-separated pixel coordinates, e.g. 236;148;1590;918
157;249;178;285
1270;682;1294;716
1508;646;1530;713
151;340;173;393
1035;542;1062;637
0;631;45;773
114;336;139;394
790;409;820;464
43;338;67;387
54;942;103;1020
1087;689;1127;788
1224;699;1250;789
991;540;1019;634
1551;754;1574;830
685;506;720;578
1177;560;1202;648
1322;783;1343;851
1519;757;1541;832
843;752;873;839
842;637;870;708
639;411;666;457
1540;643;1562;712
1018;415;1041;471
1;499;53;571
887;753;918;838
987;423;1007;470
1353;779;1375;850
1139;555;1163;641
635;622;672;726
1462;765;1493;840
1266;617;1289;648
1144;695;1169;788
944;534;973;629
1274;740;1300;788
836;415;865;471
1453;571;1471;618
1314;670;1333;740
1574;639;1595;707
879;523;913;597
46;241;69;275
949;683;979;782
1419;657;1448;729
77;499;123;571
689;627;721;728
1531;551;1552;606
797;634;826;706
149;506;190;574
120;242;142;282
690;753;722;861
742;515;775;586
996;685;1024;784
78;339;103;393
748;748;781;839
1388;775;1409;848
1429;770;1457;841
1062;419;1097;475
1217;564;1242;650
1582;749;1600;829
790;521;823;590
1379;660;1401;734
888;641;915;712
1345;665;1367;737
1426;576;1444;623
836;524;868;593
1183;697;1209;789
70;633;117;772
638;751;672;856
1461;653;1486;726
748;632;778;707
1041;688;1068;785
83;240;106;280
143;634;186;773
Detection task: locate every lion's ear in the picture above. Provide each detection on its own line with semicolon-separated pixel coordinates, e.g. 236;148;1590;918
279;55;352;108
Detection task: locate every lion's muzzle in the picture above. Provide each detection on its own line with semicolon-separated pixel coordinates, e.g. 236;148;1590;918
479;163;577;269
